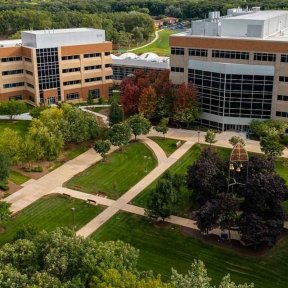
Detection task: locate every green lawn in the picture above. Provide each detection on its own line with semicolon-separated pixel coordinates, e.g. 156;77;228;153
92;212;288;288
149;136;182;156
133;30;177;56
8;170;30;185
65;142;157;199
0;195;103;246
0;120;30;137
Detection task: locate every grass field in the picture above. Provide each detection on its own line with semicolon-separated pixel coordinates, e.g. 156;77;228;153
8;170;30;185
92;212;288;287
0;120;30;137
65;142;157;199
0;195;103;246
149;136;181;156
132;30;177;56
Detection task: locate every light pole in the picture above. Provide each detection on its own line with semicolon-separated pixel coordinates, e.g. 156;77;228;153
71;207;76;230
197;129;200;144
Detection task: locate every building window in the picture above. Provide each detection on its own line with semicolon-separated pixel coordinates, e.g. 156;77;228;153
2;69;23;76
1;56;22;62
66;92;80;100
212;50;249;60
3;82;25;89
281;54;288;63
27;83;34;89
171;67;184;73
63;80;81;86
105;64;111;68
25;70;33;76
277;95;288;101
84;53;101;58
189;49;208;57
276;111;288;118
254;53;276;62
171;47;185;55
89;89;100;99
62;55;80;60
105;75;113;80
279;76;288;82
62;67;80;73
84;65;101;71
24;57;32;62
109;87;113;98
9;95;22;100
188;69;273;120
105;52;111;56
85;77;102;83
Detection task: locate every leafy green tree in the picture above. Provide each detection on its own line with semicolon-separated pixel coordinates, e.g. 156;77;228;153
128;114;151;140
87;91;94;105
109;101;124;125
0;152;10;182
205;130;217;146
0;264;28;288
0;202;11;226
145;173;180;221
171;259;253;288
0;100;26;120
260;128;284;158
29;106;47;118
229;136;245;147
0;128;22;164
94;140;111;161
109;123;131;150
154;118;169;138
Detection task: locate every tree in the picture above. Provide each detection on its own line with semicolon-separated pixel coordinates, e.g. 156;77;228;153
29;106;47;118
187;149;226;205
229;136;245;147
154;118;169;138
260;128;284;158
145;173;180;221
109;101;124;126
87;91;94;105
138;86;157;119
171;259;253;288
94;140;111;161
0;202;11;226
0;152;10;183
0;128;22;164
194;200;219;235
128;114;151;140
0;100;26;120
205;130;217;146
109;123;131;150
173;83;199;128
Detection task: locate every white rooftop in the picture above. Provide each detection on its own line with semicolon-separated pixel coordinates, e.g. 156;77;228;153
0;39;22;48
227;10;288;20
21;28;106;48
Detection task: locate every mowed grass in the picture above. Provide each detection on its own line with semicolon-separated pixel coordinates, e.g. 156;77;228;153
133;30;177;56
0;120;30;137
92;212;288;287
149;136;181;156
0;195;103;246
8;170;30;185
65;142;157;199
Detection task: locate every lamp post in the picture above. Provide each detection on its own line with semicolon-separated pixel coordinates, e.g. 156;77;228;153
197;129;200;144
71;207;76;230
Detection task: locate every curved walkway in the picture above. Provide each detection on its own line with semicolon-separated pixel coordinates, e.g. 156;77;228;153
128;29;163;52
79;105;110;126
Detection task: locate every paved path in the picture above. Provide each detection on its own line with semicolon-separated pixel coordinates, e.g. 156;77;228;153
79;105;110;126
0;112;32;121
5;146;118;213
76;140;195;237
128;29;163;52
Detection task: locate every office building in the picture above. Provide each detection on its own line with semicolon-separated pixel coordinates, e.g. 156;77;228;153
0;28;112;105
112;52;169;83
170;8;288;131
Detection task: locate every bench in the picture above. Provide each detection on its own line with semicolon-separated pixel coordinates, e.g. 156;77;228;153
175;141;181;148
87;198;97;205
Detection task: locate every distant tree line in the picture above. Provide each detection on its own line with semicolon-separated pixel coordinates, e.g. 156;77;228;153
1;0;288;20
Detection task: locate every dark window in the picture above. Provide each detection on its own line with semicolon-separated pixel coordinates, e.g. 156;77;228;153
106;75;113;80
105;64;111;68
62;55;80;60
1;56;22;62
189;49;207;57
25;70;33;76
24;57;32;62
171;67;184;72
27;83;34;89
212;50;249;60
171;47;184;55
84;65;101;71
63;80;81;86
3;82;25;88
105;52;111;56
85;77;102;83
254;53;276;62
66;92;80;100
84;53;101;58
279;76;288;82
278;95;288;101
2;69;23;76
89;89;100;98
62;67;80;73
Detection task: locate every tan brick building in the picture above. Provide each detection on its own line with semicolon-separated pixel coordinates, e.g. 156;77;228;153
170;8;288;131
0;28;112;105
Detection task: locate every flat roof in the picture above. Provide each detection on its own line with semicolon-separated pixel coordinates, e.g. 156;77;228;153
226;10;288;21
0;39;22;48
22;28;101;35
